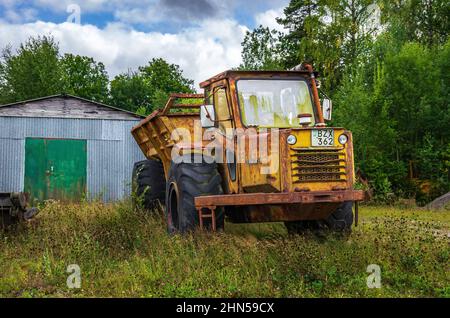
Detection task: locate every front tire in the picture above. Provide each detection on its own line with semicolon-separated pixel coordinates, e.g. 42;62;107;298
165;155;224;234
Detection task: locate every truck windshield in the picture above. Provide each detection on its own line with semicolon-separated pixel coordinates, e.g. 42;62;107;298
237;79;315;128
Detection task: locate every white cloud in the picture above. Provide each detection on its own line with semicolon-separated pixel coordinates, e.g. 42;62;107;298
0;19;248;90
255;7;286;33
3;8;38;23
0;0;38;23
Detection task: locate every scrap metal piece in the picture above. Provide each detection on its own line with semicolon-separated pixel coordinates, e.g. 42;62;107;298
0;192;39;229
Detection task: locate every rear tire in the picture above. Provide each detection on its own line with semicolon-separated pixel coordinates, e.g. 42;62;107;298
165;155;224;234
320;201;354;232
285;202;354;235
132;159;166;211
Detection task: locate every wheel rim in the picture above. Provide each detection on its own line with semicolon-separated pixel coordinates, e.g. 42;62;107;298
168;182;180;230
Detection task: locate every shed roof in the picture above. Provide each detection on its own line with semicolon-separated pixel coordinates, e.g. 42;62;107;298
0;94;145;121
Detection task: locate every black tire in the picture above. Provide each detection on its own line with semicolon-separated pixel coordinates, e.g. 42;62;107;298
165;155;224;234
321;201;354;232
285;202;354;235
284;220;317;235
132;159;166;210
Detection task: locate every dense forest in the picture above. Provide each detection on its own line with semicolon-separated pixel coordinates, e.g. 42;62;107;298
0;0;448;204
241;0;449;204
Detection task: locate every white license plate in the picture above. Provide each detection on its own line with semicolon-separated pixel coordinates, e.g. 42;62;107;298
312;129;334;147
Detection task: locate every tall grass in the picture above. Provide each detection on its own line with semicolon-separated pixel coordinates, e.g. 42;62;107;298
0;201;448;298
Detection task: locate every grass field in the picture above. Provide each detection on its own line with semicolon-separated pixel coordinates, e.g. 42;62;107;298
0;201;448;298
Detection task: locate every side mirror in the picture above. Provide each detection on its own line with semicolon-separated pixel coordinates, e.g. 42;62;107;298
200;105;215;128
322;99;332;121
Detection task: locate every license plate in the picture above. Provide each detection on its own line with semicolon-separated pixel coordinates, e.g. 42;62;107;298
312;129;334;147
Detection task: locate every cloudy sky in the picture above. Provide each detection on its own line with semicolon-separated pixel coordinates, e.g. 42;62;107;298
0;0;288;88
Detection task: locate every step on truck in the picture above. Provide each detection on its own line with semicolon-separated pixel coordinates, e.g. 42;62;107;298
131;64;366;234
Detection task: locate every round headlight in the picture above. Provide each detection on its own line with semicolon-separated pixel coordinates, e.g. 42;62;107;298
287;135;297;145
338;134;348;145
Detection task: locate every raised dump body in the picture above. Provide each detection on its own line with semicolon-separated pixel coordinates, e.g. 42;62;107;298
132;93;204;176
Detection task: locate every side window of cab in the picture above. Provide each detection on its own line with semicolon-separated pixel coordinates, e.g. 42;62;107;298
213;88;232;132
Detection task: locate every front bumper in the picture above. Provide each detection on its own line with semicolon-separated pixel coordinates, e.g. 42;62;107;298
195;190;366;208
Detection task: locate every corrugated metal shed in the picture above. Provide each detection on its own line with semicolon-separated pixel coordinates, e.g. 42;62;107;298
0;94;146;202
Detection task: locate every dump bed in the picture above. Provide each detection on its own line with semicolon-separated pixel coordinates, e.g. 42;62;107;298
131;93;203;175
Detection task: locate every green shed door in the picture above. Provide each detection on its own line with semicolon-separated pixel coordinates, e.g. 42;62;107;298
24;138;87;202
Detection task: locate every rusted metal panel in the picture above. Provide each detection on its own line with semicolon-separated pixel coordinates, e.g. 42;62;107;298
131;94;204;177
195;190;365;224
195;190;365;207
228;203;341;223
199;70;313;88
238;130;281;193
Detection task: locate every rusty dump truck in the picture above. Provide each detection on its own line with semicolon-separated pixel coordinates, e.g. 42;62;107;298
131;64;365;234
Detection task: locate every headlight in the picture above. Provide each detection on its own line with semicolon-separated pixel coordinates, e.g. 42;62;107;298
338;134;348;145
287;135;297;145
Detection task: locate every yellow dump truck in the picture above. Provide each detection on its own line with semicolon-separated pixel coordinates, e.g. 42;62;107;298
131;64;365;234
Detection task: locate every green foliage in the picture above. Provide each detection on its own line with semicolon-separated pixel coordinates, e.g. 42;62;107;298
239;26;284;70
110;71;150;113
0;36;62;104
380;0;449;47
274;0;380;91
139;58;194;97
110;58;195;114
239;0;449;203
135;106;150;117
0;36;109;105
334;38;450;203
60;54;109;103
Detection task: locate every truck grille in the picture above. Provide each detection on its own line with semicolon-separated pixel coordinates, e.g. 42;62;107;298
291;148;347;183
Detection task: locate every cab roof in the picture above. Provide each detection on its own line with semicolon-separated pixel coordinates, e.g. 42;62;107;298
199;70;318;89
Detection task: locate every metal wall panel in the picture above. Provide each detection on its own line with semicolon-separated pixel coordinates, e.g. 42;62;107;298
0;116;145;201
0;138;24;192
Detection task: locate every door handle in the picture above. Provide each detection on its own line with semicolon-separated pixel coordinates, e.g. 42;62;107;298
45;166;54;176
